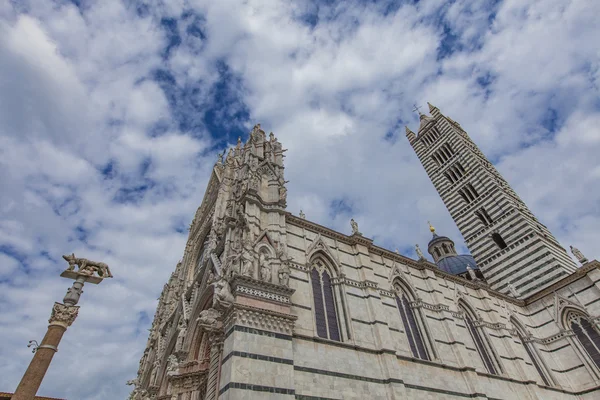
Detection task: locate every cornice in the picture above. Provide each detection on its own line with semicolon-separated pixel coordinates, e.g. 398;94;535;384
524;261;600;304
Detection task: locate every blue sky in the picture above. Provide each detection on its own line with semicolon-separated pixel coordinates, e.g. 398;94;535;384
1;0;599;398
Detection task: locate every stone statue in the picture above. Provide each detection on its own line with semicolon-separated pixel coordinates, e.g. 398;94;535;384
278;263;291;287
259;253;272;282
197;308;221;327
241;240;254;277
62;253;113;278
299;210;306;219
279;186;287;202
415;244;425;260
217;152;223;165
466;265;478;281
149;359;160;386
175;319;187;352
211;276;234;306
166;354;179;376
350;219;361;235
570;245;588;264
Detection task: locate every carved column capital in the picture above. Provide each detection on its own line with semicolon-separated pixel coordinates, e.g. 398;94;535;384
48;302;79;327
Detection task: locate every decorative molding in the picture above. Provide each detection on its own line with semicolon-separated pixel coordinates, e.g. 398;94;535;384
412;300;450;313
224;304;297;336
230;275;295;305
48;302;79;327
379;289;395;298
539;329;576;345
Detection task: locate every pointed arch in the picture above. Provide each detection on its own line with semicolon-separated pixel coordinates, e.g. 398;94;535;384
459;300;501;375
562;308;600;369
309;253;343;341
510;316;553;386
392;277;433;361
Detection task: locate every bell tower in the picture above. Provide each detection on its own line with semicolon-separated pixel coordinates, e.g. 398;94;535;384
406;103;577;297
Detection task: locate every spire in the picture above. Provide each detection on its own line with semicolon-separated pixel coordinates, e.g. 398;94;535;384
405;126;415;136
427;102;438;113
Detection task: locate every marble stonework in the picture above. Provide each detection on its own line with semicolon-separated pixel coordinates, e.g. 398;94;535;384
129;120;600;400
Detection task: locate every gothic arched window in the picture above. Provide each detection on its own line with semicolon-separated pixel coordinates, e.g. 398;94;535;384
567;311;600;368
512;317;552;386
311;261;341;341
491;232;507;249
394;283;431;361
460;304;501;375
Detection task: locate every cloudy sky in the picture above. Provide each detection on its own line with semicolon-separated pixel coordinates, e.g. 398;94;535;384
1;0;599;398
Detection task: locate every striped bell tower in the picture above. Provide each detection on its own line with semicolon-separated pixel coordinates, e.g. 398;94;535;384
406;103;578;297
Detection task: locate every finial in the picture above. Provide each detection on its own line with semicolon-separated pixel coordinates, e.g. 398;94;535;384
428;221;436;233
427;102;437;113
299;210;306;219
412;103;423;116
395;248;399;254
237;136;242;147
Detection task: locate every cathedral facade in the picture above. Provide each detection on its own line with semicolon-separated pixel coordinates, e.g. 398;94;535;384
128;105;600;400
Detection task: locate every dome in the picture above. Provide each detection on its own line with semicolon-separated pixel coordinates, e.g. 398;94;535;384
437;255;479;275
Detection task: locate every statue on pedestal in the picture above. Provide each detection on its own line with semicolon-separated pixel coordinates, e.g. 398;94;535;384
570;245;588;264
350;219;361;235
259;253;272;282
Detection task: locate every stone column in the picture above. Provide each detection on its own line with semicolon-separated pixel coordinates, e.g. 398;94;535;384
12;303;79;400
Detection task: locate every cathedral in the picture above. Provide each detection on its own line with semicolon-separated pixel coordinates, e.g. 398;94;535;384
128;104;600;399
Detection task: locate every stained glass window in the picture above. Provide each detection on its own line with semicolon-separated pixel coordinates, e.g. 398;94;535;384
395;289;429;361
311;265;341;341
570;315;600;368
462;306;499;375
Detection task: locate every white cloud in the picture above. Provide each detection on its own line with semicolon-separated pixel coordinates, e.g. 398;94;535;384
0;0;599;399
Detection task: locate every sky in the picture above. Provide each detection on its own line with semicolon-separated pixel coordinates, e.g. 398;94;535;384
0;0;599;398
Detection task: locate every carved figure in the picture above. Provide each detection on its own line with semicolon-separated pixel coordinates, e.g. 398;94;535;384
62;253;113;278
299;210;306;219
241;240;254;277
197;308;221;327
149;359;160;385
570;245;588;264
259;253;272;282
166;354;179;375
279;186;287;202
466;265;478;281
278;263;291;287
415;244;425;260
350;219;361;235
508;284;520;297
175;319;187;352
211;276;234;306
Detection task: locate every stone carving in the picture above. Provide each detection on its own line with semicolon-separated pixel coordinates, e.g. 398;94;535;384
508;283;520;297
241;240;254;277
299;210;306;219
259;253;272;282
570;245;588;264
166;354;179;376
415;244;425;260
49;302;79;326
278;263;291;287
197;308;222;328
175;319;187;352
350;218;361;235
466;265;478;281
279;186;287;202
62;253;113;278
210;275;234;307
149;359;160;386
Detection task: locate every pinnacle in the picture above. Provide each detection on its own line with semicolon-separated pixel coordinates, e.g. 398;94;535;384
427;102;437;113
405;126;414;135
